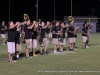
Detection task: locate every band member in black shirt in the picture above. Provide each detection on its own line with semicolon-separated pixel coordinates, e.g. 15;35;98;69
0;21;7;45
39;22;49;55
73;24;79;50
15;23;22;59
84;21;92;48
24;19;34;58
67;20;74;50
7;21;18;62
82;24;88;49
52;21;61;53
46;21;51;42
59;22;67;52
32;21;38;56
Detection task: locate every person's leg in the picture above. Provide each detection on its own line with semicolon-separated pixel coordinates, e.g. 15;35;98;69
53;39;59;53
25;40;30;57
44;38;48;52
33;39;37;56
69;38;72;50
7;42;12;61
82;36;86;49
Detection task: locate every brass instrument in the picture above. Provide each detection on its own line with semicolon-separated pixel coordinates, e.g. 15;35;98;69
74;26;79;35
68;16;74;22
23;14;29;21
74;26;77;35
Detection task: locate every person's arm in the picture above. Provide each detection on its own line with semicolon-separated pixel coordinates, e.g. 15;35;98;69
82;29;87;34
27;24;35;29
52;28;60;35
9;22;18;29
67;27;74;33
42;24;49;29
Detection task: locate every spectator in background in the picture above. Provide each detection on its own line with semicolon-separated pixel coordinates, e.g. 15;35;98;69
0;21;7;45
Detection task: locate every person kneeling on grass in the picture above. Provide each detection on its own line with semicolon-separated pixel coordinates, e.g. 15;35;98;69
15;23;22;60
7;21;19;62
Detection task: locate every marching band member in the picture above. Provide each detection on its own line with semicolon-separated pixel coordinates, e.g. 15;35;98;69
84;21;92;48
15;22;22;59
73;24;79;50
52;21;61;53
82;24;88;49
46;21;51;42
59;22;68;52
39;22;49;55
24;19;34;58
67;20;74;51
0;21;7;45
32;21;38;56
7;21;18;62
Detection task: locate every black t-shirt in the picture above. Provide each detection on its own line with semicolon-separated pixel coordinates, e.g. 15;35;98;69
67;26;74;38
40;26;46;38
82;27;87;36
61;28;66;38
1;25;6;34
74;34;77;38
15;31;21;44
24;24;32;39
32;28;38;39
52;26;59;38
46;27;50;34
7;27;16;42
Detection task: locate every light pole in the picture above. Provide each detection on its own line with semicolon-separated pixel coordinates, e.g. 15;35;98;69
54;0;55;20
77;7;80;16
9;0;10;21
36;0;38;21
71;0;72;16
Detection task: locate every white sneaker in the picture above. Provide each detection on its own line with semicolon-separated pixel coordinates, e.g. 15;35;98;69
54;50;59;53
86;46;89;48
74;48;77;50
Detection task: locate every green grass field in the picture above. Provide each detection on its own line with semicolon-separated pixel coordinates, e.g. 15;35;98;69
0;33;100;75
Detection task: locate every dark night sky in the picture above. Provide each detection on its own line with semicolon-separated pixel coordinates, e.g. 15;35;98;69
0;0;100;22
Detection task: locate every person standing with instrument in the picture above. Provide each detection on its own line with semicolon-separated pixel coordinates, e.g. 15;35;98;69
32;21;38;56
7;21;18;62
39;22;49;55
24;19;34;58
52;21;61;53
67;20;74;51
59;22;68;52
73;24;79;50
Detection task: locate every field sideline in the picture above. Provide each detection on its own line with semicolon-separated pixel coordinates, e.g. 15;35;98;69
0;33;100;75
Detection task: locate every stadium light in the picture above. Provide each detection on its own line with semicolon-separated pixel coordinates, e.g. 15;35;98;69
36;0;38;21
9;0;10;21
54;0;56;20
71;0;72;16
